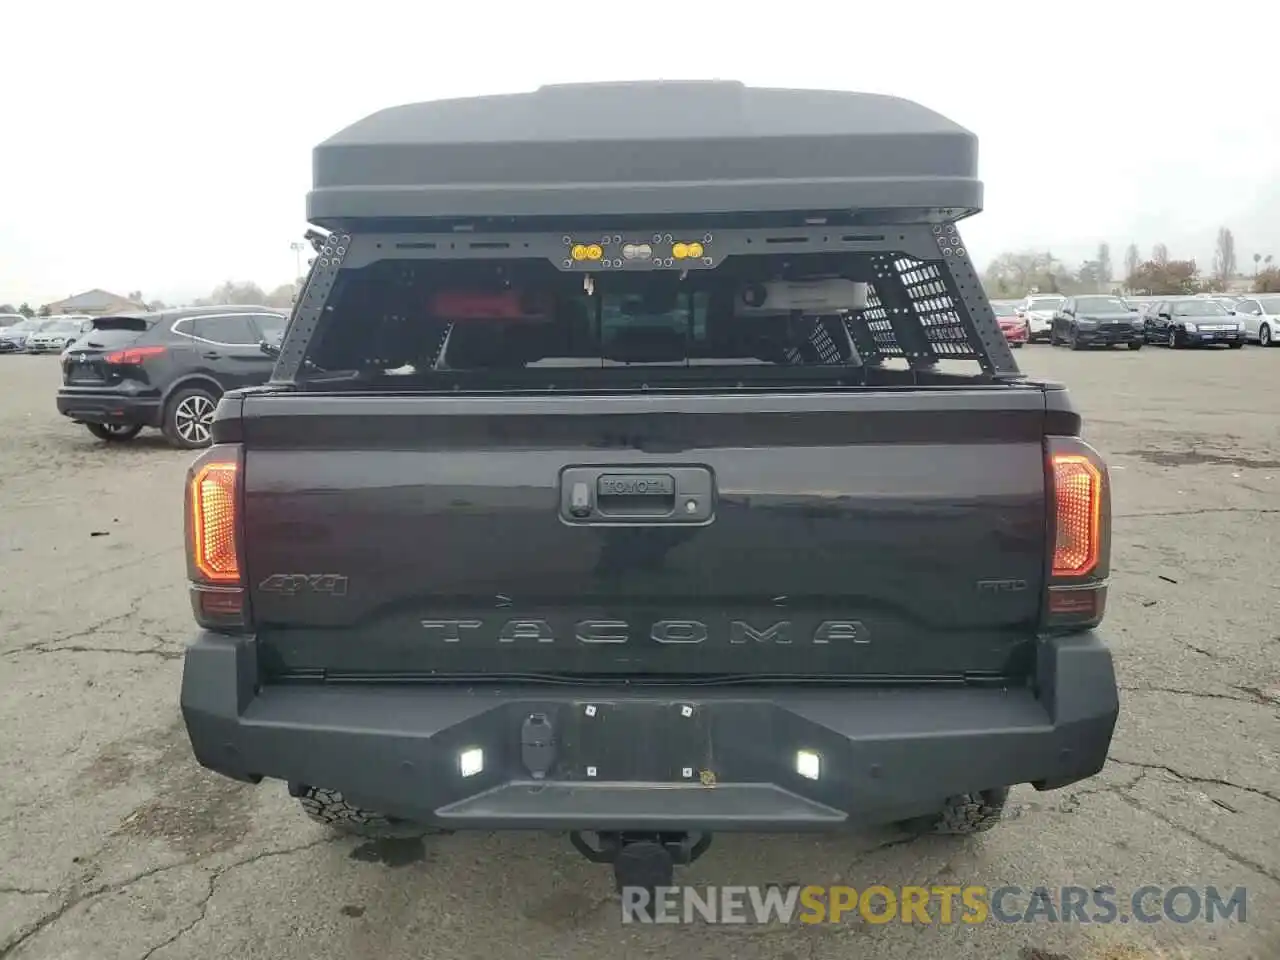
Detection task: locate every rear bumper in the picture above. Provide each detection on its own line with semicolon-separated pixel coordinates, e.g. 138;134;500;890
181;632;1118;831
56;387;163;428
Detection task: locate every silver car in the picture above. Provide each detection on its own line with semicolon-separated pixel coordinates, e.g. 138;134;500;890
25;316;94;354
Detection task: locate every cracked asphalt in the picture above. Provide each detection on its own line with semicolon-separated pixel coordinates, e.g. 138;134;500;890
2;346;1278;960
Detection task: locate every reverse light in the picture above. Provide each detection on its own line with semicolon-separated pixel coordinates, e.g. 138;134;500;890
796;750;821;780
459;748;484;778
106;345;168;364
189;460;240;583
1051;453;1103;577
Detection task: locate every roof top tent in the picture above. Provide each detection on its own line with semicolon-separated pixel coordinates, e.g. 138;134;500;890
279;81;1018;381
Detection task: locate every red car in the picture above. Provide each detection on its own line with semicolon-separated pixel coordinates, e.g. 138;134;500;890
994;304;1029;347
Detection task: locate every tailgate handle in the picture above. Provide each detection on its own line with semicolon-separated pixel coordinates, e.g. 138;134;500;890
560;466;715;525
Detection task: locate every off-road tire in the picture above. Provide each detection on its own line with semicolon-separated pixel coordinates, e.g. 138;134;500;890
295;786;444;839
901;788;1010;836
1126;342;1142;351
86;423;143;442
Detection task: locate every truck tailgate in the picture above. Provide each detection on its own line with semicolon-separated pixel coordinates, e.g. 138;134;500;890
242;387;1049;680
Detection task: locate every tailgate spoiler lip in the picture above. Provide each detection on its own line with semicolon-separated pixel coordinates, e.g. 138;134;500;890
232;385;1052;419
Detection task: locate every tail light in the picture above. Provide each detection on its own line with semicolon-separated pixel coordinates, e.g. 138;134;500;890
106;345;168;364
1044;436;1110;631
185;444;249;631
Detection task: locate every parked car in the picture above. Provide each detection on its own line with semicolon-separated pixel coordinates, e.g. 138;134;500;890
1230;295;1280;347
2;317;60;353
0;317;43;352
25;315;95;353
0;313;24;328
1049;295;1144;350
993;301;1028;347
56;305;288;447
1143;298;1245;349
1015;294;1065;342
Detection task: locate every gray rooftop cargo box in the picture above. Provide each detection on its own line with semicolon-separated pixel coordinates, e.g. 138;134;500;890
308;81;982;226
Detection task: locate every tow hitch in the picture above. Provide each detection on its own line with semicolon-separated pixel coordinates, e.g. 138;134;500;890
570;831;713;891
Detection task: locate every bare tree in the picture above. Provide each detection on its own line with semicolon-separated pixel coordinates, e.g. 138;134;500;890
207;281;269;305
1212;228;1237;289
1096;243;1113;290
265;284;297;308
1124;243;1140;288
1152;243;1170;266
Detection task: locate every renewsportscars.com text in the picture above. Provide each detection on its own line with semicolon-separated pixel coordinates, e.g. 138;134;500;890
621;885;1248;925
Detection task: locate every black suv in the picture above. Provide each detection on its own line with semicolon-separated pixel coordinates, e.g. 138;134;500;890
56;305;287;448
1049;295;1144;350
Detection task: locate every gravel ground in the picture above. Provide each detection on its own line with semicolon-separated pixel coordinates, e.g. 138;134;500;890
1;346;1278;960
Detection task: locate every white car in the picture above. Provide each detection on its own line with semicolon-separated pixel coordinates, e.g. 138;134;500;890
1016;294;1066;342
1230;295;1280;347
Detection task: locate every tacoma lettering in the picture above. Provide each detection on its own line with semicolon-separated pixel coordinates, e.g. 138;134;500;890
499;619;555;643
813;620;870;644
419;618;867;645
575;620;630;644
420;619;482;642
651;620;708;644
730;620;791;644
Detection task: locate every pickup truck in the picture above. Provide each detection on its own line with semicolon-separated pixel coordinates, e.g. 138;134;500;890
180;81;1119;892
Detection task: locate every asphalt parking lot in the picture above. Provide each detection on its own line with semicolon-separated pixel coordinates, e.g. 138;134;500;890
2;346;1278;960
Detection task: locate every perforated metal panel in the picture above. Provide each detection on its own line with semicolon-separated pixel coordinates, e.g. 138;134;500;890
268;223;1020;382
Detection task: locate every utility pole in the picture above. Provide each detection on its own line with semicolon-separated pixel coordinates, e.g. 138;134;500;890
290;241;306;288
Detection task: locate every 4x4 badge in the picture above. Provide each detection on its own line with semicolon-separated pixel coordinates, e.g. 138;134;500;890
258;573;349;596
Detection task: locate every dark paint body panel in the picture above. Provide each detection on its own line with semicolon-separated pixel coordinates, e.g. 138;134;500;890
241;387;1051;678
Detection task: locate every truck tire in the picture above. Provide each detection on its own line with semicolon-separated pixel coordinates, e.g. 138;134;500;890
900;788;1010;836
294;785;446;839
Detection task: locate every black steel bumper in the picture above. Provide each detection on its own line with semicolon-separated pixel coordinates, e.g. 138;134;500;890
181;631;1119;832
56;388;163;428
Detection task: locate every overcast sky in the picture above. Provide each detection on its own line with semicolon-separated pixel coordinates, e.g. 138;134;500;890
4;1;1278;307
